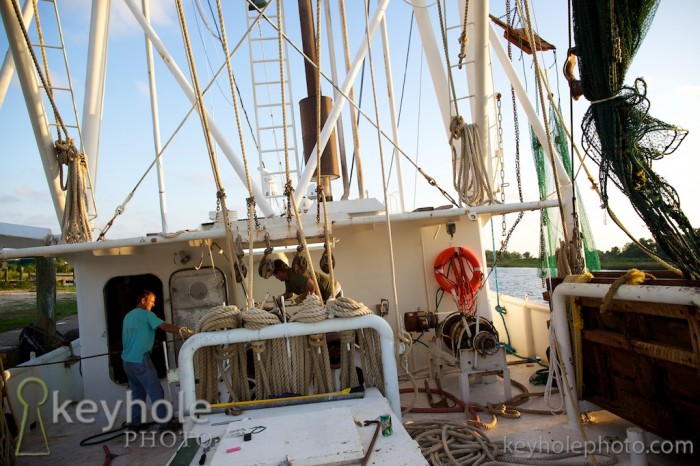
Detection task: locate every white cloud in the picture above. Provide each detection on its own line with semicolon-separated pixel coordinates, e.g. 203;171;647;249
0;195;20;203
110;0;176;36
14;186;48;200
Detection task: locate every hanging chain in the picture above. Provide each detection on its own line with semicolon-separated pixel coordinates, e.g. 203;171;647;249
316;185;323;223
247;197;260;229
496;94;507;238
494;0;525;259
284;181;293;224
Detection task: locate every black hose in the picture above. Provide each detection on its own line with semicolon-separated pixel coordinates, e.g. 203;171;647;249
79;421;155;446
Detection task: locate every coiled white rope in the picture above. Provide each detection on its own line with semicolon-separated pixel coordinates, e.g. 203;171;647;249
404;420;618;465
194;305;245;403
451;118;496;207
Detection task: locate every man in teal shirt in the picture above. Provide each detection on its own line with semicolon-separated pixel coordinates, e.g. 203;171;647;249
121;290;192;431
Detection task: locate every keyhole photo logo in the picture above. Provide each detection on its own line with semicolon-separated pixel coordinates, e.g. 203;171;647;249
14;376;50;457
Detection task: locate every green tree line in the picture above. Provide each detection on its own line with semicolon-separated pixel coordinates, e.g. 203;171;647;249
1;258;73;289
488;237;672;269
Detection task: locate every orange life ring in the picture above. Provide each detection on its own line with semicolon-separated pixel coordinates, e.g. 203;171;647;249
434;247;483;311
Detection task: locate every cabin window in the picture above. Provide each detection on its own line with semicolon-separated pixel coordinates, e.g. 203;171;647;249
104;274;165;385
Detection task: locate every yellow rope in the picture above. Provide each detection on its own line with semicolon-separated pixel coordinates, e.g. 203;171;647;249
600;268;652;313
562;272;593;396
315;0;323;216
327;297;385;393
1;359;16;466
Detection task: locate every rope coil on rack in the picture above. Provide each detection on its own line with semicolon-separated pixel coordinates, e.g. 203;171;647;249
290;295;333;394
327;297;385;393
451;119;496;207
55;138;92;243
193;305;245;403
243;307;284;400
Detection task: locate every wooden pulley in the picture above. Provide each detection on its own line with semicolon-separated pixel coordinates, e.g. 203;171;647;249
320;246;335;273
234;234;247;282
292;247;307;274
258;233;275;278
292;230;307;274
234;261;247;283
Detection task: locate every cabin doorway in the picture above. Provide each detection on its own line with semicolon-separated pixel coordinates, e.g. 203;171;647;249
104;274;166;385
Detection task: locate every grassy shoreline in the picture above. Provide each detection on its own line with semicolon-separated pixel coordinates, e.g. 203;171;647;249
0;289;77;333
488;258;667;269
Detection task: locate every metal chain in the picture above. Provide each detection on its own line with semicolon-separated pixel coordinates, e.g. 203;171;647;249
316;185;323;224
495;0;524;258
247;197;260;229
496;94;507;238
284;181;293;224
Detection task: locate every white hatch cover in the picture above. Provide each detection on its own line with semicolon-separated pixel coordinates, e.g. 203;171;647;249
210;407;364;466
169;267;227;331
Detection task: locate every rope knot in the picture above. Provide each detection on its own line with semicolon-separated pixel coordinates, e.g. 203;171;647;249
600;268;653;313
251;340;266;354
339;330;355;345
449;115;465;140
308;334;325;348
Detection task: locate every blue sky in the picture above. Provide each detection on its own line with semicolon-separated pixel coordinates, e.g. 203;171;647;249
1;0;698;255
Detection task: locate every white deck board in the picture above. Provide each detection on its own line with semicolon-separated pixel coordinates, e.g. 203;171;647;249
210;407;363;465
185;388;427;466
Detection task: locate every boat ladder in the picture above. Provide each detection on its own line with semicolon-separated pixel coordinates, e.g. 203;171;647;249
246;2;302;212
28;0;83;149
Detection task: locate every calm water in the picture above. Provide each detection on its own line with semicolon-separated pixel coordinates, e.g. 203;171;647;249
486;267;547;304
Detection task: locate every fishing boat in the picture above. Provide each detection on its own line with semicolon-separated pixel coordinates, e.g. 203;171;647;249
1;0;698;464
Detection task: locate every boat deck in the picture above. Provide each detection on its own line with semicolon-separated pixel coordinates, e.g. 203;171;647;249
11;362;697;465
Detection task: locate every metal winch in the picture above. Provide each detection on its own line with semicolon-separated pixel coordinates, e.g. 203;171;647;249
440;313;500;357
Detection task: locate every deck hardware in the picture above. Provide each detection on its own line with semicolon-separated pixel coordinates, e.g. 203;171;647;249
197;436;219;465
361;419;381;466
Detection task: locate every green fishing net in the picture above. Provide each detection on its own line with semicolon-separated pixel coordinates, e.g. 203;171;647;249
532;103;602;282
572;0;700;280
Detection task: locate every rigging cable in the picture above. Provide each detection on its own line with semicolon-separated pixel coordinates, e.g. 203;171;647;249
253;4;458;208
10;0;92;243
314;0;337;298
97;1;269;240
517;0;573;276
435;0;495;207
338;0;365;197
386;11;414;184
361;0;412;352
213;0;259;307
175;0;243;304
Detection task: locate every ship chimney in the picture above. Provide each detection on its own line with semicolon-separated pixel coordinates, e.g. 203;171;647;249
297;0;339;201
